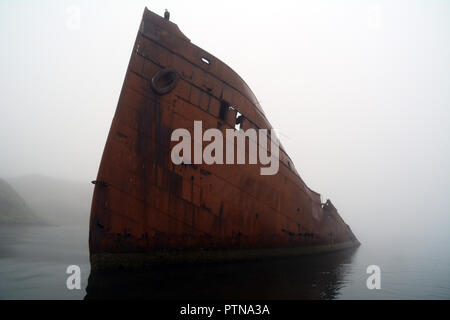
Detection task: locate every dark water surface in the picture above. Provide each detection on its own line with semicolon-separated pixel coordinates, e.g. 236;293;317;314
0;224;449;299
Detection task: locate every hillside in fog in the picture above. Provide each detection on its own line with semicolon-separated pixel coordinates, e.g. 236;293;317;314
6;175;92;227
0;178;45;224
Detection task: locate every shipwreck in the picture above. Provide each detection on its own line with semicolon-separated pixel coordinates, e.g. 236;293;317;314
89;8;359;270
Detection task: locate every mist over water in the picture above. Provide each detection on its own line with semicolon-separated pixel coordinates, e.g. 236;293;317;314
1;223;449;300
0;1;449;299
0;225;89;300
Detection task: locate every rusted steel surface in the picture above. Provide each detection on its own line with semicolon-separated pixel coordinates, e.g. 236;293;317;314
89;8;359;267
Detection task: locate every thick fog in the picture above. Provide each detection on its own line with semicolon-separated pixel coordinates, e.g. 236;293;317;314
1;0;449;244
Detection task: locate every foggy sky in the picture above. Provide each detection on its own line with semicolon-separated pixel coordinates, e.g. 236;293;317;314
1;0;449;243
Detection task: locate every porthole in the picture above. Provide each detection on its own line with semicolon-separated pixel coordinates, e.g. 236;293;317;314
150;68;179;95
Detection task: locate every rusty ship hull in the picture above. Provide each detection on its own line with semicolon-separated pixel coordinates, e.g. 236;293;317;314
89;8;359;270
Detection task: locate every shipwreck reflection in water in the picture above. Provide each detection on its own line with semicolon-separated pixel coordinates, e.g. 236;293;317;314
85;248;358;300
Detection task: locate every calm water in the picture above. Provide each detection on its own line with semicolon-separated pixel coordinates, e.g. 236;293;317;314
0;224;449;300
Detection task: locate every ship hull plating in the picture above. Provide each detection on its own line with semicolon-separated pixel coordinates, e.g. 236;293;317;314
89;8;359;270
